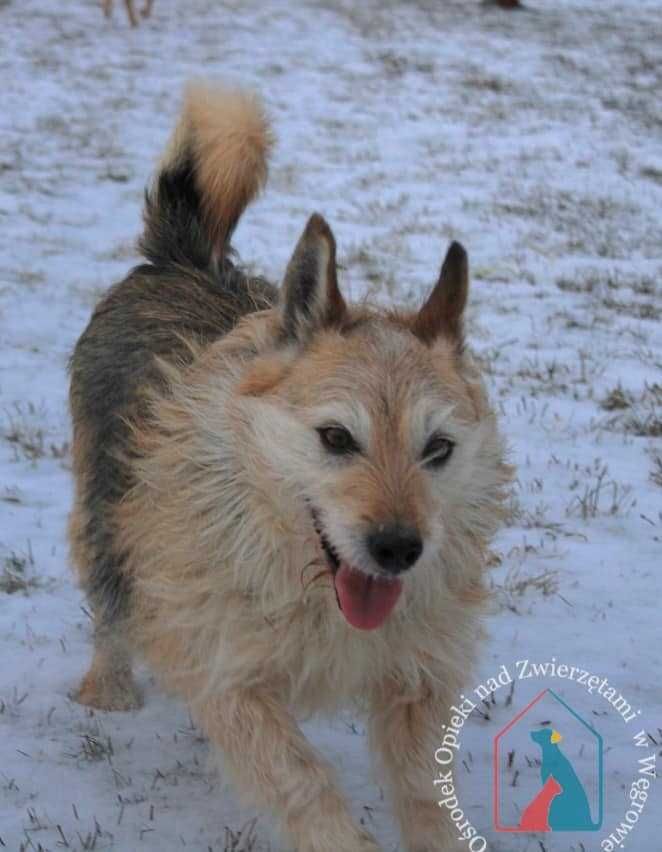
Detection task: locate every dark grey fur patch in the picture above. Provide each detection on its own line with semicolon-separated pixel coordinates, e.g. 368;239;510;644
70;257;275;626
139;146;219;272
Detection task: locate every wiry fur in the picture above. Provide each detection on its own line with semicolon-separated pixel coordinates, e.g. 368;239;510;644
68;81;511;851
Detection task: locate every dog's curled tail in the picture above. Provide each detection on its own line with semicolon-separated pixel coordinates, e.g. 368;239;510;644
140;81;273;270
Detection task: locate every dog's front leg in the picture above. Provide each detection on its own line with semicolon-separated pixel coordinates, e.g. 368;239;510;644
195;689;382;852
369;684;463;852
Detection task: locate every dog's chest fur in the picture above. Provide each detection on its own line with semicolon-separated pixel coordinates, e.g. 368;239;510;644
120;331;480;716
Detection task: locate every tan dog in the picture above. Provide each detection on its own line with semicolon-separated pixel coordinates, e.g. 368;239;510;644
68;82;510;852
102;0;154;27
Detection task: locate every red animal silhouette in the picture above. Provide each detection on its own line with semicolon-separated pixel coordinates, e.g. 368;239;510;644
519;776;563;832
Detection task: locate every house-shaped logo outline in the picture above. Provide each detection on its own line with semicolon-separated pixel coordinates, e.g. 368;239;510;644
493;687;604;832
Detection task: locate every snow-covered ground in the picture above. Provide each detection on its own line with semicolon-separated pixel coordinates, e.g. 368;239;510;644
1;0;660;850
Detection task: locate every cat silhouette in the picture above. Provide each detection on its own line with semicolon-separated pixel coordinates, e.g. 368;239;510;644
519;775;563;831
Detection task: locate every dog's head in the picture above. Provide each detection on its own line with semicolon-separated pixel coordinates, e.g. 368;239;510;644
531;728;563;747
237;214;509;630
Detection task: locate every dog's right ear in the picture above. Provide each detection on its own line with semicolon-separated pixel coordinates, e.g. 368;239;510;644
412;241;469;350
280;214;346;341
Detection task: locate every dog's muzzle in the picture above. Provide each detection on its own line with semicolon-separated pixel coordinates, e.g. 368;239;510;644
307;504;405;631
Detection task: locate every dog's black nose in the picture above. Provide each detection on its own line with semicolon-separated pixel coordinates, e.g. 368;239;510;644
367;526;423;574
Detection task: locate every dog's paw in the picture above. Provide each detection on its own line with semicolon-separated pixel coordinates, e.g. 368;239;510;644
325;832;381;852
288;788;382;851
405;835;466;852
295;824;382;852
398;799;462;852
73;669;143;712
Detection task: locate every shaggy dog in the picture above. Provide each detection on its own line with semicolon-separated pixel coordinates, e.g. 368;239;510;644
68;82;510;852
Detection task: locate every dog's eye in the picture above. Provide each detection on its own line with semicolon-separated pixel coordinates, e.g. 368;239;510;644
422;434;454;468
317;426;360;456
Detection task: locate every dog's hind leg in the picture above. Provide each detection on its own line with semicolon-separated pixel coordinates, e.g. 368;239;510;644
195;689;381;852
68;502;142;712
75;624;142;711
141;0;154;18
102;0;113;18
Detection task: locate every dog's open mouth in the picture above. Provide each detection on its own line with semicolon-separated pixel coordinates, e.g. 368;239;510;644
310;507;403;631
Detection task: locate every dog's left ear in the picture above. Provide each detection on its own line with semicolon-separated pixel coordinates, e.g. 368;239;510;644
412;241;469;350
280;213;346;340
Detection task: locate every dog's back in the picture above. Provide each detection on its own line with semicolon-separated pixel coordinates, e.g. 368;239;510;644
68;86;275;700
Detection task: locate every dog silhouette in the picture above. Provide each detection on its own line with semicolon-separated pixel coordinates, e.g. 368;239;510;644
530;728;597;830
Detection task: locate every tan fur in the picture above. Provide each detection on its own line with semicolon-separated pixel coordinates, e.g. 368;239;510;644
75;635;143;711
108;312;509;849
162;82;274;251
370;674;464;851
195;691;381;851
69;380;145;710
68;417;95;589
70;82;511;851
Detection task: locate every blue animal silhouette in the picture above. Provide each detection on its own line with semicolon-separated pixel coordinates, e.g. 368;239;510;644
530;728;597;831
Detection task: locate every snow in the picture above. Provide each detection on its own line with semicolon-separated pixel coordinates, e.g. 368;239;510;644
0;0;660;850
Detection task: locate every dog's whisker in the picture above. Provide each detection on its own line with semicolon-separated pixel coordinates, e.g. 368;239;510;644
301;569;334;596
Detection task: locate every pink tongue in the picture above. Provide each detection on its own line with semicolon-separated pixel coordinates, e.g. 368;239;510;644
334;563;403;630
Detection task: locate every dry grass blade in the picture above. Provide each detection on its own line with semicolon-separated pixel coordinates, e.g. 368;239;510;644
223;817;259;851
0;544;39;595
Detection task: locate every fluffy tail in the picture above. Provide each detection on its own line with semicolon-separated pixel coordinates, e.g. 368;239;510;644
140;81;273;270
